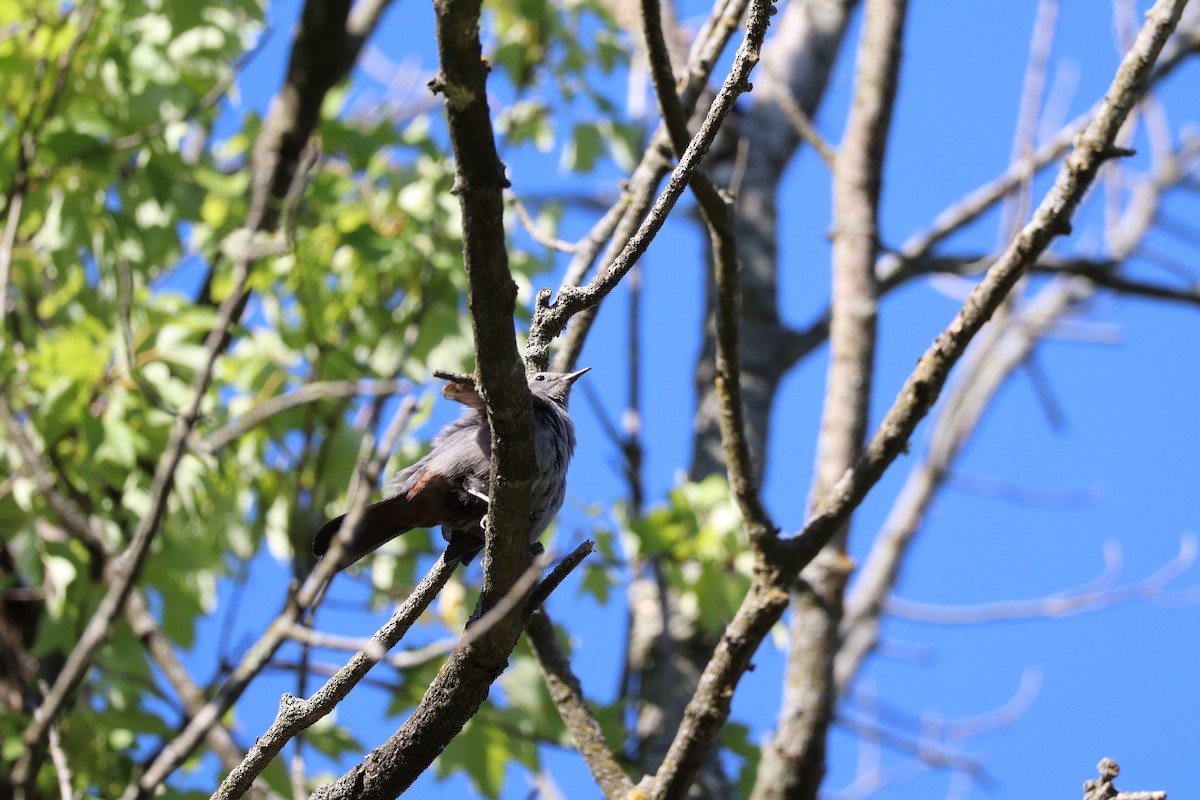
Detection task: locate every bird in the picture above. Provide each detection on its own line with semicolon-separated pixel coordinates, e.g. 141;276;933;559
312;368;590;569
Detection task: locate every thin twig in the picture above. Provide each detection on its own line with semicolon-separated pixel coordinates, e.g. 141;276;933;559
198;378;410;454
641;4;1190;797
752;0;906;796
639;0;775;547
526;608;633;799
836;279;1091;691
761;59;838;168
127;393;419;800
530;0;754;371
506;191;578;254
887;533;1197;624
41;682;75;800
211;554;460;800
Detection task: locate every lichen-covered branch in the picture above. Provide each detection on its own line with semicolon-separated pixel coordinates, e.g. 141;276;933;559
752;0;905;795
527;608;633;799
641;2;1189;796
530;0;765;370
311;543;593;799
211;555;458;800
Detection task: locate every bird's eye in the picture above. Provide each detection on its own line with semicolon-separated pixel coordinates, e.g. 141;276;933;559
535;374;546;381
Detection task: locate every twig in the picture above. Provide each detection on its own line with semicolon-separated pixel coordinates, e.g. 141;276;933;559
836;120;1200;689
905;253;1200;306
305;0;547;791
999;0;1059;245
198;378;410;454
1084;758;1167;800
526;608;633;799
875;15;1199;291
506;191;578;253
126;392;419;800
761;59;838;168
309;544;593;799
641;3;1190;797
831;715;986;776
41;683;74;800
835;278;1090;691
751;0;905;796
640;0;775;548
886;533;1197;624
530;0;763;356
211;554;460;800
788;0;1186;571
527;540;595;609
529;0;755;371
559;192;631;291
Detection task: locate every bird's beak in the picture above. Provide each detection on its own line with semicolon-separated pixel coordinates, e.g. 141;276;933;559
565;367;591;385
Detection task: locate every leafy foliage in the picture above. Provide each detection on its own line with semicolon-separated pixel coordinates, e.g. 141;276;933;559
0;0;743;795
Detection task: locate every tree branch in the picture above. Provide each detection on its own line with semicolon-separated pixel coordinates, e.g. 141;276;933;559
834;278;1092;691
310;543;593;798
1084;758;1167;800
638;3;1189;796
755;0;906;789
527;608;634;799
126;390;417;800
198;378;410;455
639;0;776;545
530;0;759;370
211;554;459;800
307;0;549;790
785;0;1187;571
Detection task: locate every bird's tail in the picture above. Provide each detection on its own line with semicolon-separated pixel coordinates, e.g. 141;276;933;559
312;500;415;572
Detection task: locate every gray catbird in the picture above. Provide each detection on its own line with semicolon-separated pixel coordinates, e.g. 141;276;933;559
312;368;590;569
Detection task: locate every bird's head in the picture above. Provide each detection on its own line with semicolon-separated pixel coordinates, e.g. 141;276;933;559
528;367;591;408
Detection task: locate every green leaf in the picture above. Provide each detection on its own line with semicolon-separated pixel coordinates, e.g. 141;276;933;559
563;121;603;173
436;717;517;799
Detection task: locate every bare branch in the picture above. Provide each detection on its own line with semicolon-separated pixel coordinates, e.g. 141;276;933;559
836;277;1091;690
753;0;905;796
1084;758;1167;800
640;0;776;545
760;58;838;168
640;4;1189;796
900;253;1200;306
303;0;561;788
834;108;1200;691
787;0;1187;571
310;544;593;799
887;533;1197;625
198;378;410;454
527;609;633;799
211;555;460;800
530;0;759;370
42;687;74;800
506;192;578;254
998;0;1059;244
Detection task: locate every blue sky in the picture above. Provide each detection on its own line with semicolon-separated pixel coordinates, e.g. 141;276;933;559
190;1;1200;798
